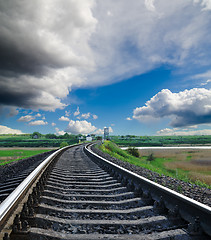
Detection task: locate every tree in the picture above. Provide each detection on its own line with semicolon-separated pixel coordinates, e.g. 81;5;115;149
32;132;41;139
45;134;57;139
60;141;69;148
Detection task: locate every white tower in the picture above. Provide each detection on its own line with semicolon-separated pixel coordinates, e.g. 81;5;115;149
104;127;109;140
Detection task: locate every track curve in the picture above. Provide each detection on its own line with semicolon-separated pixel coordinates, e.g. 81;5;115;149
0;144;210;239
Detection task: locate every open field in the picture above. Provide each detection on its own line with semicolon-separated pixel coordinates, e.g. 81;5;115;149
136;148;211;185
99;141;211;188
111;135;211;146
0;148;54;166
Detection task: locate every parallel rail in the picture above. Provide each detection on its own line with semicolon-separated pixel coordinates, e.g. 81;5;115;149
0;142;210;239
85;143;211;236
0;143;83;236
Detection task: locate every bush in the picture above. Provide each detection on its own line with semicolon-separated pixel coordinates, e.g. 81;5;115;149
60;141;69;148
147;153;155;161
126;147;139;157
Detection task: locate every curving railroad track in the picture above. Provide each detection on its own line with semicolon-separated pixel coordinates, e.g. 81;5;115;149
0;143;210;239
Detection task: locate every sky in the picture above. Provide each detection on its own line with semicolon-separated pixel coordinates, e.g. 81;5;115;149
1;0;211;136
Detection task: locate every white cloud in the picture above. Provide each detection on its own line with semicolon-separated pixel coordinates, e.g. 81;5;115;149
18;115;35;122
35;113;41;117
55;127;66;136
74;107;80;116
65;110;71;117
0;125;24;134
0;1;211;112
145;0;156;12
81;112;91;119
193;70;211;80
201;79;211;86
0;0;96;111
133;88;211;127
157;127;211;136
52;122;56;126
94;128;104;135
94;126;113;135
66;120;96;134
29;120;48;126
93;114;98;120
194;0;211;10
59;116;70;121
126;117;132;121
87;0;211;88
109;126;113;133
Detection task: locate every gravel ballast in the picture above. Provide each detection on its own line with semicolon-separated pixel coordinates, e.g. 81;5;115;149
91;144;211;207
0;150;56;184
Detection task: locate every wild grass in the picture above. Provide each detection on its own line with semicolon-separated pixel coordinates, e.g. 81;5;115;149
0;149;51;166
99;141;211;189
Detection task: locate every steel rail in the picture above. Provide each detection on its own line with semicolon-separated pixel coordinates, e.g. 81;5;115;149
84;143;211;236
0;143;83;229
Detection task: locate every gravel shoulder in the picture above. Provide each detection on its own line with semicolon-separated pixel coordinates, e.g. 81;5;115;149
91;144;211;207
0;150;56;183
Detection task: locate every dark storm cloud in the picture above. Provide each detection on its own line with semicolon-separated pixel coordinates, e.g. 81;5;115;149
0;89;37;108
0;0;96;111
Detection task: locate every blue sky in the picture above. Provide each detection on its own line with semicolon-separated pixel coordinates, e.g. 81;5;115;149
1;0;211;136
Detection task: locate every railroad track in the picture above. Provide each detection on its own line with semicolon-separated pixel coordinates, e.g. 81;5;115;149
0;143;210;239
0;150;55;204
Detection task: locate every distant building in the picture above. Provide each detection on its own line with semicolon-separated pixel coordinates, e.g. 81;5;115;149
33;134;38;139
104;127;109;140
86;135;92;141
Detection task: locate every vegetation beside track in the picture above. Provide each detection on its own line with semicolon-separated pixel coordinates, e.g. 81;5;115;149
111;135;211;146
98;141;211;189
0;149;52;166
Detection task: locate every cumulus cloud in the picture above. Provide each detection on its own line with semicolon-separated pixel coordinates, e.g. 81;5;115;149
35;113;41;117
59;116;70;121
94;129;104;135
126;117;132;121
0;1;211;113
65;110;71;117
93;114;98;120
88;0;211;88
94;126;113;135
55;127;66;136
0;125;24;134
18;115;35;122
52;122;56;126
0;0;96;111
28;120;48;126
145;0;156;12
133;88;211;127
66;120;96;134
74;107;80;116
157;127;211;136
81;112;91;119
194;0;211;10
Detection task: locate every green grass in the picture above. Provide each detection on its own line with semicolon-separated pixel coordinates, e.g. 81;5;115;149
0;149;52;166
98;141;210;189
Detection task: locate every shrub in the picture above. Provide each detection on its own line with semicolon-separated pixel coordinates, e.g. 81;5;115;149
147;153;155;161
126;147;139;157
60;141;69;148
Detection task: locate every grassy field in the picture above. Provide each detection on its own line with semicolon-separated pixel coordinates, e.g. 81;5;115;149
99;141;211;188
0;148;53;166
139;148;211;185
111;135;211;146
